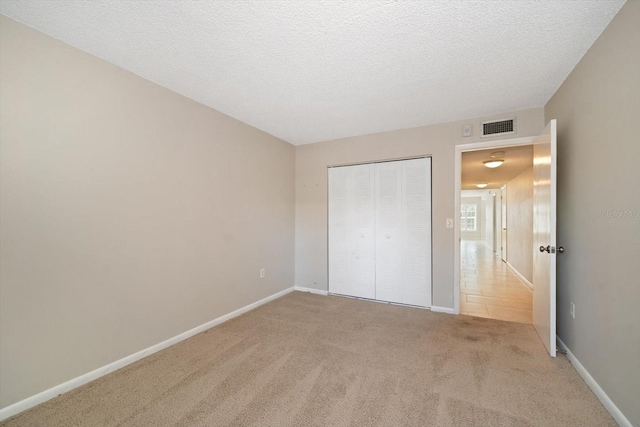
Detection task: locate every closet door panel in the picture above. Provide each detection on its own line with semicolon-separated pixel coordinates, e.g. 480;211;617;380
328;167;350;296
349;164;375;299
375;161;403;304
329;164;375;299
401;158;432;307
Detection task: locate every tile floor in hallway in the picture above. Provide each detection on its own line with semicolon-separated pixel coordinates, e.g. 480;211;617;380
461;240;533;324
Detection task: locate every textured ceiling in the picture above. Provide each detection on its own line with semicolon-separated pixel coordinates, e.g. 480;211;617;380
461;145;533;190
0;1;626;145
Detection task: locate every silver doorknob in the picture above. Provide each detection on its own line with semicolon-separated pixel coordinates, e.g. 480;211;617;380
539;245;550;253
558;246;565;253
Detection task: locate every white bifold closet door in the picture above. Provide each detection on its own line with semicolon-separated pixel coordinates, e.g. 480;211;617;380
374;161;403;303
376;158;431;307
328;157;431;307
328;163;376;299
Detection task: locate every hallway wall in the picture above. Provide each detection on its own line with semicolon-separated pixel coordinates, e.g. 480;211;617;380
505;166;533;284
485;193;496;252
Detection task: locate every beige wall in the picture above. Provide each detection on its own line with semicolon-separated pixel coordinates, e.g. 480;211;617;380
545;1;640;424
0;16;295;408
295;108;544;308
505;166;533;283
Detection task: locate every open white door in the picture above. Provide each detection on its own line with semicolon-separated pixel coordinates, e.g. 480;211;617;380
533;119;557;357
500;187;507;262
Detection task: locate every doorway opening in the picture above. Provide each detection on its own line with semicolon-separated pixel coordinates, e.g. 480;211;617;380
454;137;536;323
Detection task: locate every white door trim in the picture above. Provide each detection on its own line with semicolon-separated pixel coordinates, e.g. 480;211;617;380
453;136;536;315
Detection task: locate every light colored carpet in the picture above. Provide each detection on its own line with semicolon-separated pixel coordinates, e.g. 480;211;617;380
1;291;615;426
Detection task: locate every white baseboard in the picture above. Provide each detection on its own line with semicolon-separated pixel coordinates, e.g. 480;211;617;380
431;305;455;314
294;285;328;296
557;337;632;427
506;261;534;290
0;286;295;422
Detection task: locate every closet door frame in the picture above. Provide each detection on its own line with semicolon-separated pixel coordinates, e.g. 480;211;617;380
327;155;433;308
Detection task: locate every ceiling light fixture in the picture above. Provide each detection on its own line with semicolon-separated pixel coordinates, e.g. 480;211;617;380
483;159;504;168
475;183;488;188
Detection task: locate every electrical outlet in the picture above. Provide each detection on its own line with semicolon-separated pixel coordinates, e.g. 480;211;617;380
259;268;265;278
570;302;575;319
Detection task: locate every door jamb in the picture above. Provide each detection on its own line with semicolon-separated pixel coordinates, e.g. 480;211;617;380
453;136;536;314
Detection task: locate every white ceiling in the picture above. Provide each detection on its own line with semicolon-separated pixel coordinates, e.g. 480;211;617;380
0;1;625;145
461;145;533;190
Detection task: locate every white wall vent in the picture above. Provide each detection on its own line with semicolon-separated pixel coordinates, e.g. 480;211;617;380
481;117;516;138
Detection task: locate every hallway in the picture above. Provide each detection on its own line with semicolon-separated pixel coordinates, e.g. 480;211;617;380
460;240;533;324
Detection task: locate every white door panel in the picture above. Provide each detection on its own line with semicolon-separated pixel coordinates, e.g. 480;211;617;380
328;167;350;296
501;187;507;262
401;158;432;307
329;164;375;299
375;161;403;304
349;165;375;299
533;119;557;357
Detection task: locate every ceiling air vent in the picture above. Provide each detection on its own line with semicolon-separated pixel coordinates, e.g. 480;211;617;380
481;117;516;138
